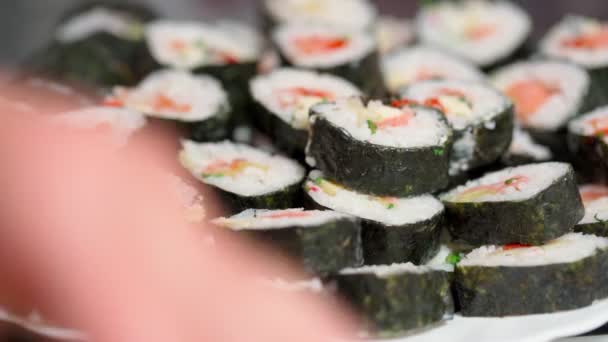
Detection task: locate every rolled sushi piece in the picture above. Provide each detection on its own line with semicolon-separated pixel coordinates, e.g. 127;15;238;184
179;140;306;212
454;233;608;316
382;45;485;95
576;185;608;237
142;20;263;121
307;97;452;196
441;162;584;246
540;16;608;111
262;0;378;32
501;128;552;166
568;106;608;183
375;17;415;56
304;171;444;265
213;208;363;274
400;80;514;175
333;263;452;337
106;69;232;141
250;68;361;156
272;23;384;96
416;0;531;70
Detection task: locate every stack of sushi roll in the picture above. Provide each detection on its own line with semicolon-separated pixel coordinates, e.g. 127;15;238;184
568;105;608;183
106;69;232;141
416;0;532;70
576;184;608;237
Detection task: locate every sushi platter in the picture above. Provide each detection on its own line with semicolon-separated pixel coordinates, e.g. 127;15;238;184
8;0;608;340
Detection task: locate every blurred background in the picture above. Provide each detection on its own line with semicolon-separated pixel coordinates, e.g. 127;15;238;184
1;0;608;64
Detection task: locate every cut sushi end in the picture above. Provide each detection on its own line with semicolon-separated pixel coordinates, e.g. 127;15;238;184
334;262;452;337
56;6;147;43
575;185;608;237
382;45;484;94
441;162;584;246
568;105;608;183
416;0;531;68
213;208;363;274
304;170;444;265
455;233;608;316
179;140;305;212
502;128;552;166
307;97;452;197
375;16;415;55
400;79;514;174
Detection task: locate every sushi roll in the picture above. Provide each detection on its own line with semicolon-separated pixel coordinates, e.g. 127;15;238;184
491;60;590;160
540;16;608;111
333;263;452;337
250;68;361;157
400;80;514;175
454;233;608;316
106;69;232;142
441;162;584;246
304;171;444;265
141;20;262;121
375;17;415;56
307;97;452;197
416;0;531;70
501;128;552;166
179;140;306;212
568;106;608;183
382;45;485;95
213;208;363;274
272;24;384;96
262;0;377;32
576;185;608;237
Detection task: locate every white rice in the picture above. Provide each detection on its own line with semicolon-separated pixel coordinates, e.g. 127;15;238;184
426;245;456;273
117;69;229;122
491;60;589;131
305;170;444;226
265;0;377;31
459;233;608;267
179;140;305;197
213;208;354;230
145;20;261;69
506;128;552;161
250;68;361;130
311;97;451;148
401;79;511;130
417;0;531;67
376;16;415;55
340;262;441;278
382;45;485;93
442;162;571;203
540;16;608;69
273;24;376;68
580;197;608;224
569;105;608;141
56;7;142;43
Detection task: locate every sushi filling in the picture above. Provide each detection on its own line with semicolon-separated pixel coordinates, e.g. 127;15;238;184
492;61;589;131
179;140;305;197
146;20;261;69
442;162;570;203
382;45;484;93
580;185;608;205
305;170;444;226
311;97;451;148
505;128;552;161
106;69;229;122
250;68;360;129
56;7;144;43
417;0;531;67
569;106;608;143
459;233;608;267
273;24;376;68
213;208;353;230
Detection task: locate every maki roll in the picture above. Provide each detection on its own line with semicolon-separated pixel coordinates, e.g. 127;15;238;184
213;208;363;274
501;128;552;166
575;185;608;237
400;80;514;175
540;16;608;111
107;69;232;141
142;20;263;121
262;0;377;32
179;140;306;212
250;68;361;156
307;97;452;197
454;233;608;316
272;24;384;96
492;60;590;160
382;45;484;95
304;171;444;265
568;106;608;183
375;17;415;56
333;263;452;337
441;162;584;246
416;0;531;70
